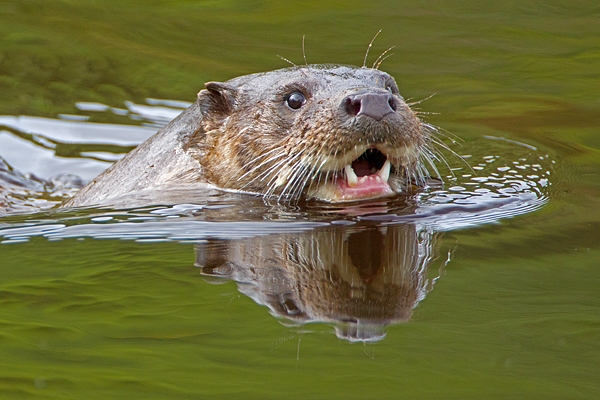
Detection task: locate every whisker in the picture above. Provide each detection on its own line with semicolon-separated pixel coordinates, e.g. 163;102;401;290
289;164;315;201
373;46;395;70
428;136;472;173
255;158;290;184
301;156;328;198
407;93;437;107
280;158;310;200
265;150;306;186
422;121;463;143
238;149;296;193
363;29;382;68
420;147;443;180
237;151;287;181
277;55;298;68
302;35;308;67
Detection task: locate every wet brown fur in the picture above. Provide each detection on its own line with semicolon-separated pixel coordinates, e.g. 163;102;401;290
186;65;430;201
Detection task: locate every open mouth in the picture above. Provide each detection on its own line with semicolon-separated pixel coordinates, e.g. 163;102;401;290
335;148;394;200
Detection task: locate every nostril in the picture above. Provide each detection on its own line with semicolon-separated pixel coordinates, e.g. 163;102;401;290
346;96;362;116
388;97;397;111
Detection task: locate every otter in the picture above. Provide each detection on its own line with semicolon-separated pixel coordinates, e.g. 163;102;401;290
63;65;437;208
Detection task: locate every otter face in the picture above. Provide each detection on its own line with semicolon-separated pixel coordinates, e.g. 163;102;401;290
190;65;437;203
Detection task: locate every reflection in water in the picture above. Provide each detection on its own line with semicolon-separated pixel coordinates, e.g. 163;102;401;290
197;223;444;342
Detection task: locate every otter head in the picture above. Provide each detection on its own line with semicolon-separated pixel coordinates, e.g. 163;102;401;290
189;65;434;203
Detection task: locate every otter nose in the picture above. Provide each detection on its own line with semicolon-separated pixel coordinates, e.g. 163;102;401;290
345;92;397;121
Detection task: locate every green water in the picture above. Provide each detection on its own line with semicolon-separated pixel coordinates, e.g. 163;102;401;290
1;1;600;399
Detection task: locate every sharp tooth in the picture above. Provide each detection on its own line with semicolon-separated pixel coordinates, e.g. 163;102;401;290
345;164;358;187
377;160;391;182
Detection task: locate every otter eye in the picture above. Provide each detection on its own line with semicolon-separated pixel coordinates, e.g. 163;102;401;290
286;92;306;110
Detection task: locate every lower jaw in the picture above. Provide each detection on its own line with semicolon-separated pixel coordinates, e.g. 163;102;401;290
307;179;395;203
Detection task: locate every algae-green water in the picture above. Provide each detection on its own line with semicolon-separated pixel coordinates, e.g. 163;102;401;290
1;1;600;398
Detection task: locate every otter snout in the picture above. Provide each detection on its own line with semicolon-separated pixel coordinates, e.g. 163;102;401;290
345;92;397;121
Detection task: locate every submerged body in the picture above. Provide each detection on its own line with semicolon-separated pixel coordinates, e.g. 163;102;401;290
64;65;436;208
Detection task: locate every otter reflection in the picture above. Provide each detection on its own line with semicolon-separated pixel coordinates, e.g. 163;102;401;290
196;222;444;342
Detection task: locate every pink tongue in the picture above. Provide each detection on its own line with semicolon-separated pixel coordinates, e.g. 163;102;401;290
352;159;374;177
336;161;392;200
338;177;392;199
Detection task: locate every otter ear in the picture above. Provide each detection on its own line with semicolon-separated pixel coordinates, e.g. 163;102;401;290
198;81;238;118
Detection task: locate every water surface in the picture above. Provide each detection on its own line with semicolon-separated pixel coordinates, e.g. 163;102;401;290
1;1;599;399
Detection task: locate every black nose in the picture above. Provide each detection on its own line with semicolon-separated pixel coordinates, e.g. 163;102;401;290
345;92;397;121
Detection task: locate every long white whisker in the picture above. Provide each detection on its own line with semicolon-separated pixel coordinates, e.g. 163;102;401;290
265;150;306;188
297;155;327;199
420;148;442;180
363;29;382;68
237;151;287;181
277;165;304;200
281;156;312;199
238;156;289;190
373;46;395;70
